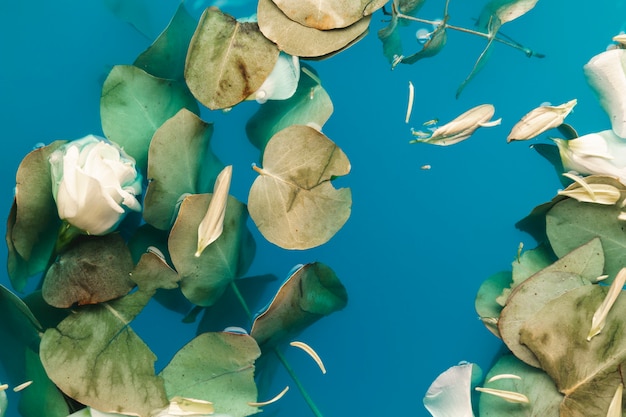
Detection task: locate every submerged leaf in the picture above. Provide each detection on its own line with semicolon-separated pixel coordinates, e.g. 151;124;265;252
271;0;387;30
251;263;347;350
160;332;260;417
399;17;448;65
185;7;279;110
248;125;351;249
42;234;135;308
133;3;197;80
257;0;371;58
100;65;199;171
246;65;333;154
8;141;65;291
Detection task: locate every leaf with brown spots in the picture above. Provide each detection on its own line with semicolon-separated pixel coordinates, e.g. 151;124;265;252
185;7;279;110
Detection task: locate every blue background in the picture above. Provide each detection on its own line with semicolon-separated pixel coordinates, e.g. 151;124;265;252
1;0;625;416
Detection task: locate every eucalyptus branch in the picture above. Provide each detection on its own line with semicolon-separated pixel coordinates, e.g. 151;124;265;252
395;11;543;58
229;280;325;417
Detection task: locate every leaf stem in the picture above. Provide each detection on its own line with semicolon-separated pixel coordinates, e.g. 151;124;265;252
395;12;542;57
274;347;325;417
230;280;325;417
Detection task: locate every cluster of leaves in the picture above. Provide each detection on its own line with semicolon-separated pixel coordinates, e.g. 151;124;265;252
378;0;544;97
471;173;626;416
0;2;374;416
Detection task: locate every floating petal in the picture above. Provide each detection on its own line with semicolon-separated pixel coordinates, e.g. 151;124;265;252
423;362;477;417
475;387;530;404
557;172;621;205
249;53;300;104
507;99;577;142
290;341;327;374
195;165;232;257
248;386;289;407
587;267;626;341
608;383;623;417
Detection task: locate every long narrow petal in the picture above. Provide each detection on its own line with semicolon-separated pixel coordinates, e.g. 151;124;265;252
588;267;626;341
195;165;233;257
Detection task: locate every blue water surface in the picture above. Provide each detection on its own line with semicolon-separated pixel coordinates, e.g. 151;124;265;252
1;1;625;416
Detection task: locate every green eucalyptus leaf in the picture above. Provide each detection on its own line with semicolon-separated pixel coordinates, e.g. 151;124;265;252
257;0;371;58
0;387;5;417
160;332;261;417
133;2;197;80
475;270;511;337
499;271;591;368
100;64;199;171
7;141;65;291
248;125;351;250
0;285;42;385
520;285;626;417
246;66;333;155
144;109;223;230
169;194;255;307
18;348;69;417
456;36;495;98
39;265;172;417
377;10;402;64
271;0;387;30
546;197;626;282
509;243;555;289
251;263;348;350
478;354;562;417
185;7;279;110
22;291;69;330
399;0;426;14
477;0;539;28
42;234;135;308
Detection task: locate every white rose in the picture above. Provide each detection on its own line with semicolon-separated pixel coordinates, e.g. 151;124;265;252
49;135;142;235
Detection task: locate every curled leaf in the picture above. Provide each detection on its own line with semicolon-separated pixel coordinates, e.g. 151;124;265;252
507;99;577;142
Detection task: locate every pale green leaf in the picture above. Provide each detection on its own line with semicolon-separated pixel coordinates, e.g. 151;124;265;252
18;348;69;417
251;263;348;350
169;194;255;307
185;7;279;110
100;65;199;171
475;270;511;337
248;125;351;250
143;108;223;230
160;332;261;417
133;2;197;80
478;354;562;417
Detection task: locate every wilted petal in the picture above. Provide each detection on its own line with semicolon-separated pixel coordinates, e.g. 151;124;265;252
195;165;233;257
584;49;626;138
411;104;500;146
608;383;624;417
587;267;626;341
423;362;477;417
507;99;577;142
557;172;621;205
613;34;626;47
249;53;300;104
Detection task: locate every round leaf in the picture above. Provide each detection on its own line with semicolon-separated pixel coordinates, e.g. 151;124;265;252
100;65;200;171
248;125;351;249
474;270;511;337
40;289;168;416
7;141;65;290
143;108;223;230
160;332;261;417
185;7;279;110
133;3;197;80
42;234;135;308
478;354;562;417
169;194;255;307
245;65;333;154
257;0;371;58
271;0;387;30
251;262;348;350
546;197;626;282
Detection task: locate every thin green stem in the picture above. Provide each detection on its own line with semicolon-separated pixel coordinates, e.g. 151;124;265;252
274;347;324;417
230;280;324;417
395;12;539;57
